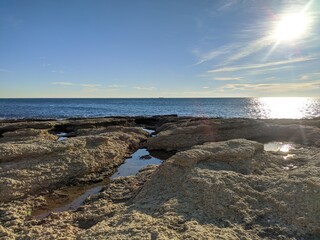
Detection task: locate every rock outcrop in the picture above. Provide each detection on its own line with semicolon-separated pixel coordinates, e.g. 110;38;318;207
147;118;320;151
80;139;320;239
0;117;319;239
0;123;148;202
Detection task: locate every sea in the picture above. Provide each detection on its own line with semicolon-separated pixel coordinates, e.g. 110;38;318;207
0;98;319;119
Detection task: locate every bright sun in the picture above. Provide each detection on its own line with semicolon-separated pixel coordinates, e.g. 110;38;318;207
273;13;310;42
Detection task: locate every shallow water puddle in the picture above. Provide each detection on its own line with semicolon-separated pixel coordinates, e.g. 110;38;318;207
264;142;300;170
32;181;108;219
32;148;168;219
111;148;163;179
264;142;295;153
56;132;68;141
142;128;155;135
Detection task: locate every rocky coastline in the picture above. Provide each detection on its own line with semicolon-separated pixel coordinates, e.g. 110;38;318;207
0;116;319;239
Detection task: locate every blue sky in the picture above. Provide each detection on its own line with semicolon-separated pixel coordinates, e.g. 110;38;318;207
0;0;319;98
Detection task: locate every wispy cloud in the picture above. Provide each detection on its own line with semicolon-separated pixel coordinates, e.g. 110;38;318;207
51;82;102;88
194;0;319;83
217;0;240;11
221;81;320;92
80;84;101;88
202;86;209;89
51;82;75;86
244;65;294;76
134;86;156;91
193;43;240;65
223;36;273;64
108;84;126;88
208;56;314;73
300;75;310;80
213;77;244;81
299;72;320;81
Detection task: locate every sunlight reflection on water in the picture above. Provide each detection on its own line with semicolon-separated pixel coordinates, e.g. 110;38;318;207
1;98;319;119
250;97;319;119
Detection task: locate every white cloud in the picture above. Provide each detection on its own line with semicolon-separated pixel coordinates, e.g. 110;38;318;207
224;36;273;64
299;72;320;81
51;82;75;86
245;65;294;76
193;43;240;65
300;75;310;80
80;84;102;88
51;82;102;88
217;0;239;11
202;86;209;89
212;77;244;81
221;81;320;92
108;84;126;88
194;34;273;67
208;56;314;73
134;86;156;91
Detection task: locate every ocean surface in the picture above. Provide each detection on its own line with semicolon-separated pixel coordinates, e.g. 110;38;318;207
0;98;319;119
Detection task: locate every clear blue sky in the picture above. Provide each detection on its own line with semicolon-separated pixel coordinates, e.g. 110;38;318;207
0;0;319;98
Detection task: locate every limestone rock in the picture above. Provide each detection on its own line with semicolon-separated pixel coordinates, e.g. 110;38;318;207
0;127;147;202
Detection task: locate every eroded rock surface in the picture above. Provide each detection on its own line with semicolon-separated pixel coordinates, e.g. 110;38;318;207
0;118;148;202
147;118;320;151
0;117;319;239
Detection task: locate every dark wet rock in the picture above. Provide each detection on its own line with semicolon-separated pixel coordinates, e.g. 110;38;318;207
140;154;152;160
147;118;320;151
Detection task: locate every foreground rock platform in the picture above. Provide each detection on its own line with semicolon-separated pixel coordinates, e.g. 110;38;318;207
0;116;319;239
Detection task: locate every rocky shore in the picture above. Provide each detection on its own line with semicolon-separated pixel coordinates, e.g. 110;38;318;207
0;116;319;239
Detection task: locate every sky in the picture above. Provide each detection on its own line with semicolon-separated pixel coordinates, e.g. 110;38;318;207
0;0;319;98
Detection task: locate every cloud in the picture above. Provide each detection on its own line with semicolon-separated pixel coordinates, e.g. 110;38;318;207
108;84;126;88
194;33;273;67
193;43;240;65
212;77;244;81
134;86;156;91
223;36;273;64
202;86;209;89
300;75;310;80
51;82;75;86
245;65;294;76
208;56;314;73
51;82;102;88
299;72;320;81
217;0;239;11
80;84;101;88
221;81;320;92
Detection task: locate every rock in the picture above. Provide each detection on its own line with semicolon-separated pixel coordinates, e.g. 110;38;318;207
140;155;152;160
0;126;148;202
0;117;319;239
132;139;320;238
147;118;320;151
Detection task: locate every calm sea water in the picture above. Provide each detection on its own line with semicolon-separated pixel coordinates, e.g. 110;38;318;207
0;98;319;119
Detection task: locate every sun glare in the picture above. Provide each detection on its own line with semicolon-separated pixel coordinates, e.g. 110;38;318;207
273;13;310;42
258;97;310;119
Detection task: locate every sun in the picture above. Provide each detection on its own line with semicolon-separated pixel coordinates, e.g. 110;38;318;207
273;13;310;42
